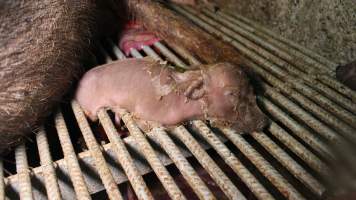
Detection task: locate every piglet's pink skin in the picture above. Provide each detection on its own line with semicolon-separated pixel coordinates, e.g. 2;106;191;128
75;58;268;133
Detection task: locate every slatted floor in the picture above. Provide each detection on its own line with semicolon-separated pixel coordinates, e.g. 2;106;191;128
1;3;356;200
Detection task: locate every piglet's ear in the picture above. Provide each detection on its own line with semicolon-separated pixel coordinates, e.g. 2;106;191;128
184;77;205;100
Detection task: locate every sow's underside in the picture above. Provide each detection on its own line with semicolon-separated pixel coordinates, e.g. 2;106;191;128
0;0;115;153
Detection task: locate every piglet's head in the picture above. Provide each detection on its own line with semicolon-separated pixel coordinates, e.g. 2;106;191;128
198;63;269;133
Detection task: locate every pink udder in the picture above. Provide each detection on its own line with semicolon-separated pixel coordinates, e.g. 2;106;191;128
119;21;161;56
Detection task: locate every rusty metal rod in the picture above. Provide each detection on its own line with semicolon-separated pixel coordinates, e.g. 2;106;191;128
107;39;126;60
170;125;247;200
258;86;335;141
153;42;189;69
220;128;305;200
15;144;34;200
251;131;325;196
119;110;186;200
71;101;123;200
150;127;216;200
36;127;62;200
192;121;275;200
164;42;202;66
142;45;162;61
316;76;356;103
258;95;335;159
181;6;356;125
268;123;330;177
55;111;91;200
142;44;187;70
260;97;356;176
130;49;144;59
223;9;338;70
97;109;154;200
259;74;356;140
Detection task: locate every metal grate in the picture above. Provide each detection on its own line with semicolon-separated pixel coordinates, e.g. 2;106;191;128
2;4;356;200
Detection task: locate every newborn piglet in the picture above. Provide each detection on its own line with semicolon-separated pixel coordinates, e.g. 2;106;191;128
75;57;268;133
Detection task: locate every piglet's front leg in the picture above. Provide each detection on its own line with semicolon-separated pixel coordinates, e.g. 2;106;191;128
110;107;131;137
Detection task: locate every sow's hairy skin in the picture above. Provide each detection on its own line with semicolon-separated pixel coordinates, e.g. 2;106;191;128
0;0;112;153
75;57;268;133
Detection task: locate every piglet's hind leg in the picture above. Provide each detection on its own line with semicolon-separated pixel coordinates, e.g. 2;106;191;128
112;108;130;137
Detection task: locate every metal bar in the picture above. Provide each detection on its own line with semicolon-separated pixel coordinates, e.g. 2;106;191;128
258;95;334;159
164;42;202;66
250;131;325;196
36;127;62;200
317;76;356;103
0;159;4;200
71;101;123;200
268;123;330;177
55;111;92;200
133;38;194;70
220;128;305;200
106;39;127;60
223;10;338;70
180;6;356;126
97;109;154;200
142;45;162;61
259;76;356;140
153;42;189;68
191;121;274;200
130;49;144;58
150;127;216;200
118;110;186;200
261;95;356;176
15;144;34;200
170;125;247;200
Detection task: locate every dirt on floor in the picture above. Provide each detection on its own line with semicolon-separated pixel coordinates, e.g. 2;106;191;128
215;0;356;66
